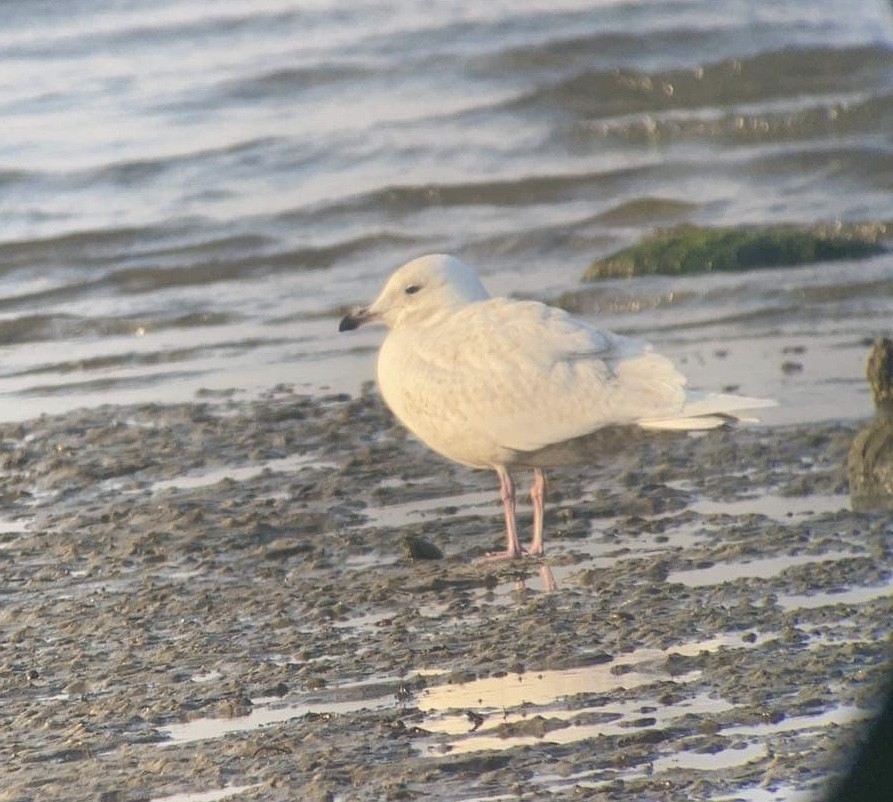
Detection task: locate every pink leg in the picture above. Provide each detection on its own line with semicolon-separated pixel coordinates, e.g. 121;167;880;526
484;466;523;560
527;468;546;557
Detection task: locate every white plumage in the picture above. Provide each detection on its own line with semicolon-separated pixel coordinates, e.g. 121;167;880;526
339;254;774;559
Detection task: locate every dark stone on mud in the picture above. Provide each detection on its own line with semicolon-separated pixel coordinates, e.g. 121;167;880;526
402;535;444;561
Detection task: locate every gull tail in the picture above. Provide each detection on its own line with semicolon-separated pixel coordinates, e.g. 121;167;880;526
637;393;777;431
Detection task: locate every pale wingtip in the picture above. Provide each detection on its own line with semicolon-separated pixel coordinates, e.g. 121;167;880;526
637;395;778;431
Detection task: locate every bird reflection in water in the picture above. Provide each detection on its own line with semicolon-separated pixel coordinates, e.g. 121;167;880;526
847;338;893;511
510;563;558;594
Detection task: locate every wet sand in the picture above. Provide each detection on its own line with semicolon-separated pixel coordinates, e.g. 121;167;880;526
1;385;891;801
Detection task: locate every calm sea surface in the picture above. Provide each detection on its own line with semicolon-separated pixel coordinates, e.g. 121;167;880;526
1;0;892;424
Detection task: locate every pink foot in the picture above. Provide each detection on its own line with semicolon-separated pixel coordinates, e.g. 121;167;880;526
479;545;544;561
479;467;548;562
481;547;525;561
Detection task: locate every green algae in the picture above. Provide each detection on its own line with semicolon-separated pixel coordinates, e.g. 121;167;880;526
583;222;889;280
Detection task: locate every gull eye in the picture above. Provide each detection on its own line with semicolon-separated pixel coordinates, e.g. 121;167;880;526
404;284;422;295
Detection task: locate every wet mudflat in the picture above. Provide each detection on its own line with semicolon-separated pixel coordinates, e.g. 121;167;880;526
1;386;890;802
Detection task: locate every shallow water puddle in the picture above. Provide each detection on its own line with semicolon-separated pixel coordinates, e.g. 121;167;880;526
724;703;869;738
0;516;28;549
535;703;867;797
424;689;727;757
330;608;395;630
49;572;140;601
451;792;521;802
476;563;562;600
415;634;765;756
481;510;709;598
190;669;224;684
158;675;406;745
537;740;767;796
778;579;893;611
343;551;393;571
151;452;335;493
650;739;767;773
580;511;706;561
668;550;857;587
544;490;859;594
362;489;496;529
149;785;258;802
0;516;28;534
711;786;814;802
51;562;208;602
692;492;850;520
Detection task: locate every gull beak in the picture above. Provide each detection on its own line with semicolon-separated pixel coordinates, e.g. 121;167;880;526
338;306;375;332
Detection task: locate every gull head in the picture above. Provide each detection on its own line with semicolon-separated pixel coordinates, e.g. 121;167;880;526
339;254;490;332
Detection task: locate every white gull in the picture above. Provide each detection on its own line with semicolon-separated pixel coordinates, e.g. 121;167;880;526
339;254;774;560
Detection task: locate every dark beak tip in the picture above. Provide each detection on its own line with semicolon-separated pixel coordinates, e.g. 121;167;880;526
338;315;359;333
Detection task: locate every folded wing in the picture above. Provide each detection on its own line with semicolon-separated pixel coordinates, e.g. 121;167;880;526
417;298;695;452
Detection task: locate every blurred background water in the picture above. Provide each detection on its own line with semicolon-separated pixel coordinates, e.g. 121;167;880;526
1;0;892;424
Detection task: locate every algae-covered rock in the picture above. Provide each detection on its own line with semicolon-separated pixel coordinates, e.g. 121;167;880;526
584;222;889;280
848;338;893;512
